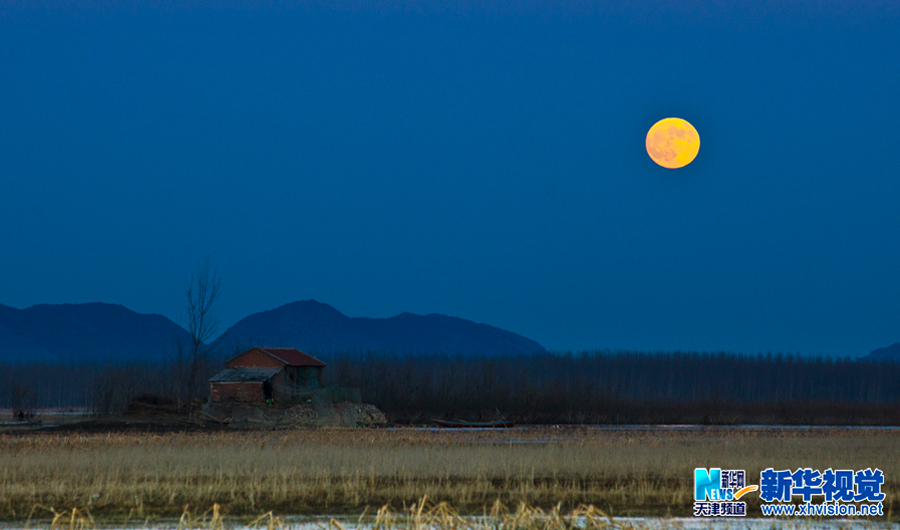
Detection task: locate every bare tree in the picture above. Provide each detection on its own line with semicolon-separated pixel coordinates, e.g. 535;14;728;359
177;259;222;415
7;382;36;421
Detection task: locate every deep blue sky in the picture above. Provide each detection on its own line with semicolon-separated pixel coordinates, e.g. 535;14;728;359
1;1;898;357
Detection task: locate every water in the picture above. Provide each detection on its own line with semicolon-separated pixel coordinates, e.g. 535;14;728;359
383;424;900;444
2;515;897;530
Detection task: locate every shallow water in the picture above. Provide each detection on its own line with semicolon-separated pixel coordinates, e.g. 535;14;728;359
404;424;900;432
384;424;900;444
3;515;897;530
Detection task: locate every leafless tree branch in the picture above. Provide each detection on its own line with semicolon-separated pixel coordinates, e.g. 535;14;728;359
179;258;221;415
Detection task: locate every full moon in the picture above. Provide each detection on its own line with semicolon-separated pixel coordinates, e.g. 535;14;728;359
645;117;700;169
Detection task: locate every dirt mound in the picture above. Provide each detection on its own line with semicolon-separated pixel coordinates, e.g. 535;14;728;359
335;402;387;426
279;405;319;427
199;402;387;429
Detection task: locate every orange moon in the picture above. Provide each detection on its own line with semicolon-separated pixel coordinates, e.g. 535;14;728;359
645;117;700;169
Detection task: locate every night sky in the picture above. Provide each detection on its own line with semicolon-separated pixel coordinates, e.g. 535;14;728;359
1;1;898;357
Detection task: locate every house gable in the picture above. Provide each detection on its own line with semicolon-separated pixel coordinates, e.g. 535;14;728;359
225;347;286;369
224;347;326;369
261;347;326;367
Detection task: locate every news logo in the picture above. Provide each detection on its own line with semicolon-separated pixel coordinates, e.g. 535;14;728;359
693;468;757;517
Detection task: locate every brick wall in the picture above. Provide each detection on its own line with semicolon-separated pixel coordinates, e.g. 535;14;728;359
209;381;264;403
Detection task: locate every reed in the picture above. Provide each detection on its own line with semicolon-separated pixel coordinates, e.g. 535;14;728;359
2;427;897;520
27;500;643;530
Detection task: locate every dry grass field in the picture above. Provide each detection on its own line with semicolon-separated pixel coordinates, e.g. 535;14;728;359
1;426;897;521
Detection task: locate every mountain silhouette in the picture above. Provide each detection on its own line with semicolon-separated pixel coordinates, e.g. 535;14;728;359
212;300;547;356
0;300;548;364
0;302;192;364
861;342;900;362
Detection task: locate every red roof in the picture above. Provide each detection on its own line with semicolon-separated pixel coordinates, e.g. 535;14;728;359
260;347;326;367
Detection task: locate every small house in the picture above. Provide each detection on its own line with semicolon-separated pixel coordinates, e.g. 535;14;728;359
208;347;326;405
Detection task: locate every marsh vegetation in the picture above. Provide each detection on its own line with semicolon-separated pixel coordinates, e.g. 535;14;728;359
1;427;897;521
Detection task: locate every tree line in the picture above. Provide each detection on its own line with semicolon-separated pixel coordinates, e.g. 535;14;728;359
4;350;900;424
321;350;900;424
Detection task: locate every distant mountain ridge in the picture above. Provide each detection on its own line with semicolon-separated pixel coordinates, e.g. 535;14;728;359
0;300;547;364
0;302;191;364
1;299;892;363
212;300;548;357
861;343;900;362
